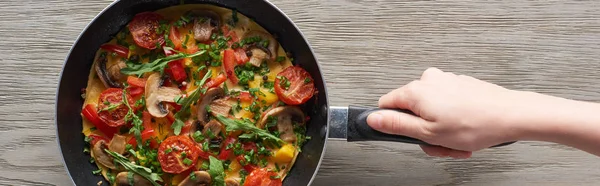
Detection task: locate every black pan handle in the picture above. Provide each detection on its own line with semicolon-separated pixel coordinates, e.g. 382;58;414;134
347;106;515;148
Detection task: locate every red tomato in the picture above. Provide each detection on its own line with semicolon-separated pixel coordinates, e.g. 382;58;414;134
218;136;236;160
158;136;200;174
242;142;257;152
100;44;129;58
166;60;188;82
127;76;146;88
128;129;158;149
243;168;282;186
274;66;315;105
239;92;253;103
97;88;136;127
141;111;152;130
234;48;249;65
126;87;144;97
203;74;227;89
184;43;199;54
169;25;182;50
223;49;238;84
88;134;109;146
81;104;117;138
128;12;165;50
179;119;192;134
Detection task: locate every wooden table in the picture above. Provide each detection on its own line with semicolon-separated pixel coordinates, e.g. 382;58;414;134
2;0;600;185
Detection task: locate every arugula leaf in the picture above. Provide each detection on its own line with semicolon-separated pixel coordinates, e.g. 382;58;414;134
208;156;225;186
216;115;284;145
172;70;213;135
121;49;205;76
105;149;163;186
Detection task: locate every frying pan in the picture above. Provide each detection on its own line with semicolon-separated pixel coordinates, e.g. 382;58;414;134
55;0;514;185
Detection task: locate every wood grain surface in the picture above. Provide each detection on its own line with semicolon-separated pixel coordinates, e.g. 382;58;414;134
1;0;600;185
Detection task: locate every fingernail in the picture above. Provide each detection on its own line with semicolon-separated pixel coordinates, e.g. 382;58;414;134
367;113;383;129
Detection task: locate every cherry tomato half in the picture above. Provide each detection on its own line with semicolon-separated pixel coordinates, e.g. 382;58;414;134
128;12;165;50
243;168;282;186
274;66;315;105
97;88;136;127
158;135;200;174
100;44;129;58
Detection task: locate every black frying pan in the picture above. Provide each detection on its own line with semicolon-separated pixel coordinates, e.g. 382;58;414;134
55;0;514;185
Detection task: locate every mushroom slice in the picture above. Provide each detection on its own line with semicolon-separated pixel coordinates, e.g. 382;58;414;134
196;87;225;126
115;172;152;186
209;98;232;118
108;134;127;155
225;178;240;186
92;140;116;169
145;73;183;117
202;120;223;137
178;171;211;186
258;106;305;143
95;52;126;88
185;10;221;42
242;31;278;67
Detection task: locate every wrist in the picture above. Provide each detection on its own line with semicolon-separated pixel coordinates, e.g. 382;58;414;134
507;90;600;154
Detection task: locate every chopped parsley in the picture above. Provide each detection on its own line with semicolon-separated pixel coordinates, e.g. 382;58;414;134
164;148;173;154
275;56;286;62
183;158;193;165
277;76;291;90
92;169;102;175
304;77;311;84
105;149;163;186
227;10;239;27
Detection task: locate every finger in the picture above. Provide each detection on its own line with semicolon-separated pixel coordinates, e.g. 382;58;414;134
378;80;419;110
366;110;431;140
420;67;445;81
420;145;472;159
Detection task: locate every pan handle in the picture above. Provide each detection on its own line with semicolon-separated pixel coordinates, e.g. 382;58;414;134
347;106;515;148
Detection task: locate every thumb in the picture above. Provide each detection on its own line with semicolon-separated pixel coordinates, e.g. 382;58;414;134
366;110;432;141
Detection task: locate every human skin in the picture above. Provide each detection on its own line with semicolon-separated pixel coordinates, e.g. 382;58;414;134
366;67;600;158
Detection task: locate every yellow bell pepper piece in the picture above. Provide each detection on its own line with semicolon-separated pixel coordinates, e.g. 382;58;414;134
273;144;295;164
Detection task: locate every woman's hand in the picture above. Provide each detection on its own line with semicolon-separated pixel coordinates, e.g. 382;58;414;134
367;67;526;158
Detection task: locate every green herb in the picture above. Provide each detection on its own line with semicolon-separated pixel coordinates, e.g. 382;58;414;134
235;66;255;86
83;147;90;154
202;141;210;152
257;143;272;156
172;70;212;135
238;133;256;141
89;127;97;132
182;35;190;49
190;171;197;180
277;76;291;90
262;81;274;93
210;61;222;67
227;10;239;27
121;50;206;76
216;115;284;146
135;96;146;107
271;175;281;179
201;161;210;170
208;156;225;186
274;163;280;172
294;125;310;151
248;88;266;98
183;158;193;165
164;148;173;154
92;169;102;175
127;172;135;186
107;171;116;184
259;158;268;167
240;170;248;185
192;131;205;142
123;90;144;149
98;103;122;112
89;157;95;164
304;77;311;84
275;56;286;62
105;149;163;186
233;143;244;156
